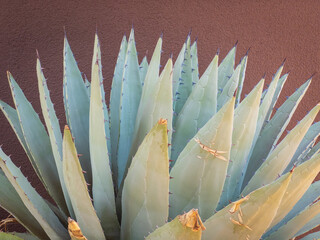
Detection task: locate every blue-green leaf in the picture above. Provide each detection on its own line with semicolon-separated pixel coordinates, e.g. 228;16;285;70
0;101;43;184
242;104;320;195
218;43;236;91
63;36;91;185
218;79;264;209
117;28;142;187
217;63;241;110
0;169;47;239
173;35;193;124
7;72;65;213
0;148;68;239
235;54;248;107
191;40;199;86
170;54;218;163
284;121;320;173
242;78;311;189
109;35;127;179
139;56;148;85
37;56;73;218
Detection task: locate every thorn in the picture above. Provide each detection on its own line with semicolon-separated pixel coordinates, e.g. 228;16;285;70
216;48;220;55
262;72;266;79
169;192;173;194
281;58;286;66
234;40;238;47
160;31;163;39
170;176;174;179
168;143;171;147
82;170;87;174
169;159;174;162
245;47;251;56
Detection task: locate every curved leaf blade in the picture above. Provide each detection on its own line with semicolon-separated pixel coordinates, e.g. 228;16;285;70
169;98;234;220
121;120;169;240
63;126;106;240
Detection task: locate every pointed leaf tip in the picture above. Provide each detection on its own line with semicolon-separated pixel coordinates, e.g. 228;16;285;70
64;125;70;130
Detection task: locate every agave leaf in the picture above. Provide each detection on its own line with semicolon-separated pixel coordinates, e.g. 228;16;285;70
139;56;148;85
284;121;320;173
63;126;106;240
172;38;186;95
170;53;218;163
300;141;320;164
235;54;248;107
7;72;65;213
0;101;43;184
218;79;264;209
0;233;24;240
146;209;205;240
243;104;320;195
117;28;142;188
203;171;292;240
299;230;320;240
130;58;173;166
266;180;320;237
217;63;241;110
191;40;199;86
295;213;320;237
260;64;285;126
169;98;234;220
135;36;162;127
247;64;284;162
37;56;73;218
266;199;320;240
0;148;68;239
0;169;47;239
267;153;320;230
121;120;169;240
173;35;193;123
89;61;120;238
217;43;236;91
264;73;289;123
243;78;311;188
63;36;91;185
68;218;88;240
129;35;162;159
109;35;127;178
91;33;111;154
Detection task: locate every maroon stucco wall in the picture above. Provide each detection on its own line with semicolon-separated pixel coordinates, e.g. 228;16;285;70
1;0;320;234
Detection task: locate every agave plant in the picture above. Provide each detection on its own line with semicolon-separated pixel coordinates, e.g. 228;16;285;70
0;27;320;240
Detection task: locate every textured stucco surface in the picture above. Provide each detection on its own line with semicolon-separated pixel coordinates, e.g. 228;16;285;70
0;0;320;234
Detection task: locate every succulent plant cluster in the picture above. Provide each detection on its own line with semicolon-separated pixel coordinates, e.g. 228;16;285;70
0;28;320;240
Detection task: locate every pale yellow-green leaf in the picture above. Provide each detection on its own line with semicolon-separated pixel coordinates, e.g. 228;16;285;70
203;171;292;240
121;120;169;240
146;209;205;240
63;126;106;240
268;153;320;229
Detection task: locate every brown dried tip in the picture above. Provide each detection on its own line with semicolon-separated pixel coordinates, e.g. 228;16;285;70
65;125;70;130
68;217;87;240
158;118;168;125
178;209;206;232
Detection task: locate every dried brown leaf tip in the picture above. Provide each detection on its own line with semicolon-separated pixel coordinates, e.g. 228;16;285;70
178;209;206;232
229;196;252;231
194;138;227;161
68;217;87;240
158;118;168;125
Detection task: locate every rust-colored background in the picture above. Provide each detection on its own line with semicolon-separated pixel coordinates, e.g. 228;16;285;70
0;0;320;235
